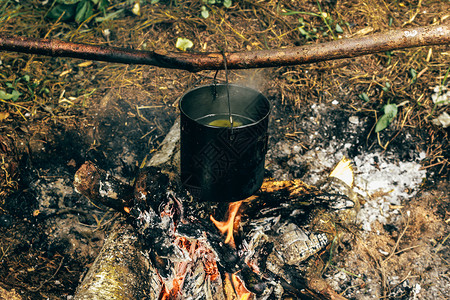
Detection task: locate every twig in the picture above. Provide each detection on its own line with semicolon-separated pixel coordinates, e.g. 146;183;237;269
30;256;64;292
383;215;410;263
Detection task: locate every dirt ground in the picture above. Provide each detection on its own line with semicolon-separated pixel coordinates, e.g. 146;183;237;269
0;0;448;299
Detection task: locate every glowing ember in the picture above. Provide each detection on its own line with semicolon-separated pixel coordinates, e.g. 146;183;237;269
160;277;182;300
210;201;243;247
203;259;220;281
158;236;221;299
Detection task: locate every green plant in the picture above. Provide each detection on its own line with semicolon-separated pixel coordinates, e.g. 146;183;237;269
47;0;114;23
0;75;30;102
283;2;346;40
0;74;53;108
0;89;21;102
409;68;417;84
375;103;398;133
358;92;370;102
150;0;232;19
200;0;233;19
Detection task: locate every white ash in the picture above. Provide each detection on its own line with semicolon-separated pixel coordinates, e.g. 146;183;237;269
99;178;118;199
352;152;426;231
266;139;426;232
31;177;74;210
432;111;450;128
431;84;450;106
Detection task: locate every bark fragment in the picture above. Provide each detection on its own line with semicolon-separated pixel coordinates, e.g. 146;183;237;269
73;161;134;212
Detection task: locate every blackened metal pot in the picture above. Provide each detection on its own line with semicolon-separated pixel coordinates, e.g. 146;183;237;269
180;84;271;202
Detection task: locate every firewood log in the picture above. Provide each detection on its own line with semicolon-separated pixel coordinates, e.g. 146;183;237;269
74;223;161;300
73;120;182;299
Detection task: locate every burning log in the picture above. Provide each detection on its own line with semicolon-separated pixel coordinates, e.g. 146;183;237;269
1;24;449;72
74;116;360;299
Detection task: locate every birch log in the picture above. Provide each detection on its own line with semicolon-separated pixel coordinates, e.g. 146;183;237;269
73;223;160;300
73;119;180;299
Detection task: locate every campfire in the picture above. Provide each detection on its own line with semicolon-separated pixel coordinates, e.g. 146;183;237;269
73;121;358;300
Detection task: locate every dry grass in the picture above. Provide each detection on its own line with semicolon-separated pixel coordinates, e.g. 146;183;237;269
0;1;448;298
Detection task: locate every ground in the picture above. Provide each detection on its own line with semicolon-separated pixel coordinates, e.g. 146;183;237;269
0;0;448;299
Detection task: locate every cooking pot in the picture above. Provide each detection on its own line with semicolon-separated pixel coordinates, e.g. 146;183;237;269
180;84;271;202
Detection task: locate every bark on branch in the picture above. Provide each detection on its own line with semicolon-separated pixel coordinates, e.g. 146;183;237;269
0;24;449;72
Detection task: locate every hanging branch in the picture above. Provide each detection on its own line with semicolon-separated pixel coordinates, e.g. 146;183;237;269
0;24;449;72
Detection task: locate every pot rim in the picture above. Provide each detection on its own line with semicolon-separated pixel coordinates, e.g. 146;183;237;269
179;83;271;129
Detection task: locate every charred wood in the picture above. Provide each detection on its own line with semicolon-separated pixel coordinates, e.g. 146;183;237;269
73;161;134;212
73;117;358;299
73;119;183;299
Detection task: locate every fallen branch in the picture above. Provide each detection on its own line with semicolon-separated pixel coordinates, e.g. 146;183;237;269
0;24;449;72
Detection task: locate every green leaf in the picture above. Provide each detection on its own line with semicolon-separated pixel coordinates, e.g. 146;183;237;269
10;90;21;101
298;27;308;36
22;75;30;82
75;0;93;23
57;0;82;4
358;92;370;102
0;90;21;101
47;4;77;21
95;9;124;22
335;23;343;33
409;68;417;83
375;104;398;132
176;38;194;51
382;82;391;92
201;6;209;18
97;0;109;10
151;0;160;3
0;90;13;100
223;0;232;8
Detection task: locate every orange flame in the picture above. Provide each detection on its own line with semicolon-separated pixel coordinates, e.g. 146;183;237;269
210;201;243;247
227;273;252;300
